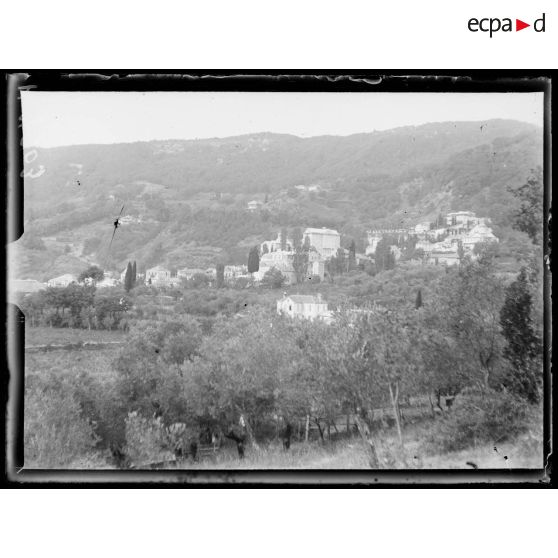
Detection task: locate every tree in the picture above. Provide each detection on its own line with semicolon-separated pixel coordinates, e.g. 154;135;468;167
216;263;225;288
457;240;464;262
132;261;137;286
24;382;100;468
280;228;288;251
261;267;286;289
247;246;260;274
114;318;203;424
508;167;543;245
78;265;104;285
438;256;505;390
348;240;357;271
291;227;303;251
374;238;395;272
261;243;269;255
292;243;310;284
499;268;542;403
181;311;296;451
415;289;423;309
124;262;133;292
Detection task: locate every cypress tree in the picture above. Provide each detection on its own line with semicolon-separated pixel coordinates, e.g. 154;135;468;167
132;261;137;285
280;228;288;251
124;262;133;292
216;263;225;288
349;240;357;271
247;246;260;273
415;289;423;309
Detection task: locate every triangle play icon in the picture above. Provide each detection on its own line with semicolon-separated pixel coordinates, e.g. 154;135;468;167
516;19;530;31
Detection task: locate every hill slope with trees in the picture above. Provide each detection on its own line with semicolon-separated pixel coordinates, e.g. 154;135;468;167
14;119;542;279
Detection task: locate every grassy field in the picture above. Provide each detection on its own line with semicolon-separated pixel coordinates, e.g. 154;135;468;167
25;326;127;347
25;343;121;378
156;419;544;471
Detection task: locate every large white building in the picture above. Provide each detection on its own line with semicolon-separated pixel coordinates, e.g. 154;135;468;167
276;293;332;323
145;265;174;286
303;227;340;259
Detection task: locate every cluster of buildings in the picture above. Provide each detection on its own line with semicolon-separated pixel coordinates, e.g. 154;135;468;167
255;227;341;284
142;264;251;287
366;211;499;267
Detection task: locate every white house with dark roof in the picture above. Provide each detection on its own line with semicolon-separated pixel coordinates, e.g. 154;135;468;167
276;293;332;323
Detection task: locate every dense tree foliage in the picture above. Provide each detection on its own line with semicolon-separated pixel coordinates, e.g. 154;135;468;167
247;246;260;273
508;167;544;245
78;265;105;284
499;268;542;403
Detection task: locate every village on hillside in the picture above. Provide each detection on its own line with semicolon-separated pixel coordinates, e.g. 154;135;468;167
10;210;498;322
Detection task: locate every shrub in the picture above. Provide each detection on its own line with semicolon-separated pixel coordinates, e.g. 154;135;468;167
24;384;101;468
123;412;173;466
422;388;532;454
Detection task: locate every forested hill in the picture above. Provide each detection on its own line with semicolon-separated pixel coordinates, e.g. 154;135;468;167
15;118;542;279
24;119;537;203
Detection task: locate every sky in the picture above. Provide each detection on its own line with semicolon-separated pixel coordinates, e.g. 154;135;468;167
21;91;544;148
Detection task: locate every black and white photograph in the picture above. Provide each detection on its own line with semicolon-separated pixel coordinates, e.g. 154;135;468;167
5;77;550;482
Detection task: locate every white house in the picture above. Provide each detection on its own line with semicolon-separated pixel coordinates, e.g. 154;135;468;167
303;227;340;259
47;274;77;287
276;293;332;323
247;200;263;212
145;265;172;286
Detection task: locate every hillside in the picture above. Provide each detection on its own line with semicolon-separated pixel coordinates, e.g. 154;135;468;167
13;119;542;280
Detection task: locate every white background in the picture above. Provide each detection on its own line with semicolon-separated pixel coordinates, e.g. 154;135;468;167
1;489;556;557
1;0;554;555
0;1;556;68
